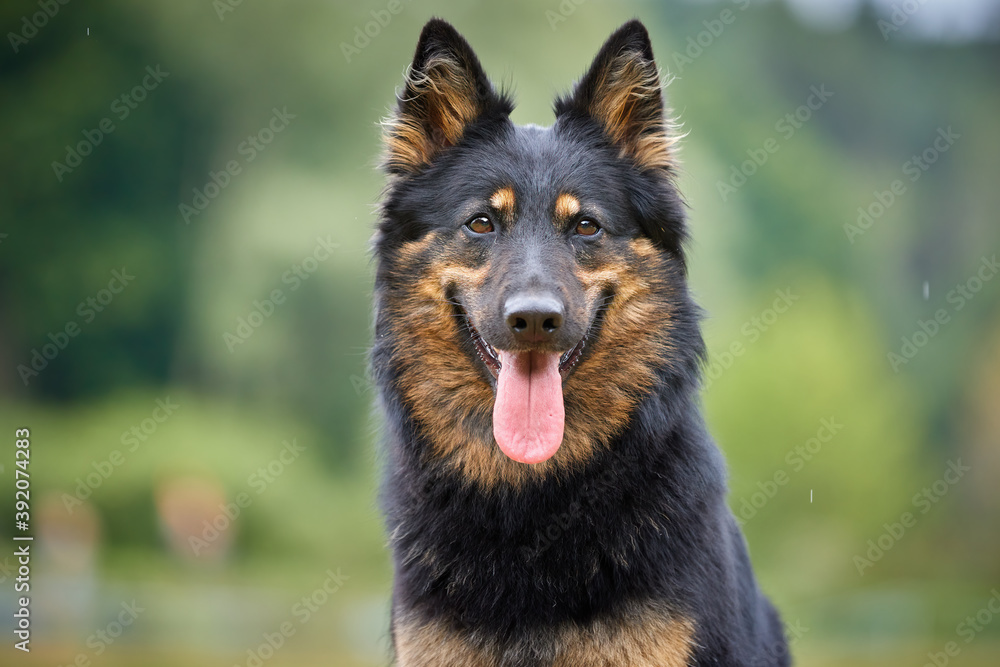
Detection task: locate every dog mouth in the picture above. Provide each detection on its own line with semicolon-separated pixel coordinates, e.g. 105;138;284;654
465;318;588;381
460;305;599;382
454;299;607;465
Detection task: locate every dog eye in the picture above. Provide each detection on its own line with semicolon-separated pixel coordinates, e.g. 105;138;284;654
575;219;601;237
466;216;494;234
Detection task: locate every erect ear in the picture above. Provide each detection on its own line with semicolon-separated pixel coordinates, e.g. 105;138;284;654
555;20;678;173
382;18;512;175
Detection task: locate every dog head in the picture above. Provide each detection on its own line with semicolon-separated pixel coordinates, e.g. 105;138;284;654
375;19;701;486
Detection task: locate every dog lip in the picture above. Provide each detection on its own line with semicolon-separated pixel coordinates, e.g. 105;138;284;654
557;337;586;377
466;317;502;377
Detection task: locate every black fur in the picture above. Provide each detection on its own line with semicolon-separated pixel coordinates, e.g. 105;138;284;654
374;18;789;666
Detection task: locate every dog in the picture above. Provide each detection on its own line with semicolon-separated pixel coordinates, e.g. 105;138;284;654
373;17;789;666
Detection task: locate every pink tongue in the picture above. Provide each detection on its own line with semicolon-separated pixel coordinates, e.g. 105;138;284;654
493;350;565;464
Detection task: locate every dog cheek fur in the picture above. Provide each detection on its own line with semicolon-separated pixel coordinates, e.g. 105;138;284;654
565;237;685;448
377;233;496;467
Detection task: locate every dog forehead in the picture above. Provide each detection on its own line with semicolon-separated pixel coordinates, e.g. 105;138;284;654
470;124;621;211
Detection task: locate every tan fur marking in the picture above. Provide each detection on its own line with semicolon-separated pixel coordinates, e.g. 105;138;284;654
394;606;694;666
554;608;695;667
395;617;496;666
394;232;438;264
490;186;516;220
588;52;683;173
554;193;581;223
384;234;677;488
382;55;485;174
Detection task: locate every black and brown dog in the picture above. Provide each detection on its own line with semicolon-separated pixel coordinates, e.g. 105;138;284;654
373;17;789;666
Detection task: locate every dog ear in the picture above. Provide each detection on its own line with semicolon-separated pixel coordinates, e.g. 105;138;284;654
555;20;679;174
382;19;512;175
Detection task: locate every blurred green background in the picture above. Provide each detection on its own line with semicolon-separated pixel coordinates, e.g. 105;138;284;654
1;0;999;665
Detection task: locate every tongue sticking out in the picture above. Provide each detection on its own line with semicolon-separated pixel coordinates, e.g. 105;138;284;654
493;350;565;464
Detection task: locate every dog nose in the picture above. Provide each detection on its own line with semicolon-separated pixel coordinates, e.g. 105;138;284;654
504;292;564;344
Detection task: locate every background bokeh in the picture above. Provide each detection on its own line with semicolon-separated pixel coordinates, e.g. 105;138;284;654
1;0;999;665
